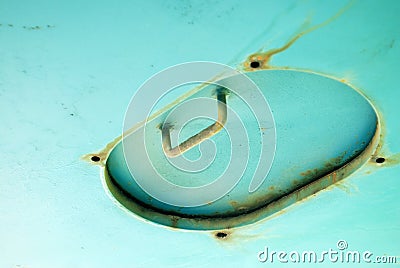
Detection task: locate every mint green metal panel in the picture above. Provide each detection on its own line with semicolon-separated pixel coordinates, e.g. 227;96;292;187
1;0;399;267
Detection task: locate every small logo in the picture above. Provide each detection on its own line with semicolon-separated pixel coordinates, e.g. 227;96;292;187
337;240;348;250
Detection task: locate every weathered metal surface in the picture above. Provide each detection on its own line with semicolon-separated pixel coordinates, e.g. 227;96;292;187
1;0;399;267
103;69;379;229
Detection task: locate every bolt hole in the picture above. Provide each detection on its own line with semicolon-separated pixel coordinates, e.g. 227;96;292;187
91;156;101;162
215;232;228;239
375;157;385;164
250;61;260;68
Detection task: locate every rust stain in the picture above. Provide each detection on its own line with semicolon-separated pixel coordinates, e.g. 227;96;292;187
300;152;347;181
170;216;180;228
385;153;400;166
241;1;355;71
334;181;358;194
370;153;400;168
211;227;271;246
229;200;249;213
300;168;320;178
332;171;337;183
229;200;239;207
366;111;400;169
212;230;232;241
81;135;121;166
324;151;347;168
241;192;280;212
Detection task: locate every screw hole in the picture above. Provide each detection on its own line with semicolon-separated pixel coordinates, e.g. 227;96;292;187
91;156;101;162
250;61;260;68
215;232;228;239
375;157;385;164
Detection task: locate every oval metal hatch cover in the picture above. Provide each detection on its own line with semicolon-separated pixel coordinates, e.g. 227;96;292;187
104;69;378;230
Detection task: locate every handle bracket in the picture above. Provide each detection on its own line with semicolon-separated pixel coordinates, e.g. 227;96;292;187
161;89;228;158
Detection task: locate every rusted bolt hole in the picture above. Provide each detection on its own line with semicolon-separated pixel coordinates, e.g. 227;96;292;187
91;156;101;162
215;232;228;239
375;157;385;164
250;61;260;68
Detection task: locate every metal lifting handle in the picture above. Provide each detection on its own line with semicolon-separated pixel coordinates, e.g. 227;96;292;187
161;89;228;158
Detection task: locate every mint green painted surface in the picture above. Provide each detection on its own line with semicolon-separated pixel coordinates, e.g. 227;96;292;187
1;0;399;267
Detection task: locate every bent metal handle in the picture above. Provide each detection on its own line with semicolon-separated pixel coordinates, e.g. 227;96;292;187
161;89;228;158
